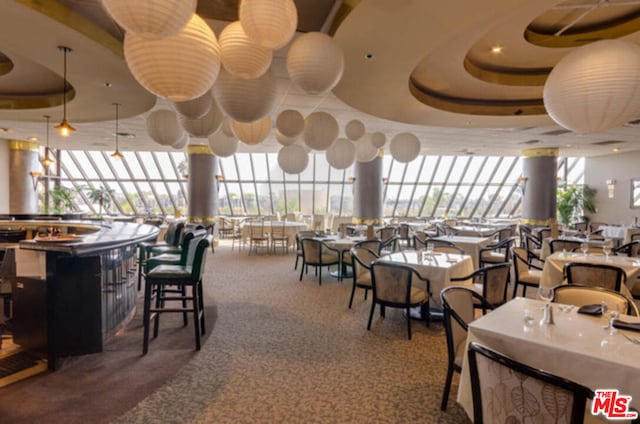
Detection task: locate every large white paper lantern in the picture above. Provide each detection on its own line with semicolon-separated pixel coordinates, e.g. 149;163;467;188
390;132;420;163
178;99;224;138
171;132;189;149
303;111;339;151
278;144;309;174
276;109;304;138
213;68;276;122
275;129;298;146
355;134;378;163
287;32;345;95
124;14;221;102
543;39;640;133
371;132;386;148
219;21;272;79
326;138;355;169
231;116;272;145
173;90;212;119
239;0;297;50
101;0;196;39
146;109;185;146
345;120;365;141
221;116;235;137
208;132;238;157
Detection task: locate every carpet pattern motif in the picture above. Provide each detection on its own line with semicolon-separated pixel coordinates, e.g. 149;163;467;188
116;242;470;423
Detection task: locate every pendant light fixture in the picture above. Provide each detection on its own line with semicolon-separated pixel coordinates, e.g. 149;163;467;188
111;103;122;159
54;46;75;137
42;115;54;169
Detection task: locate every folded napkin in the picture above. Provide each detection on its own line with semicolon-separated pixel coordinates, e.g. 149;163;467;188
577;304;603;316
612;319;640;332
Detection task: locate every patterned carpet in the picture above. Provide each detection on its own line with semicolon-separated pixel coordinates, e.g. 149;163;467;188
115;241;470;423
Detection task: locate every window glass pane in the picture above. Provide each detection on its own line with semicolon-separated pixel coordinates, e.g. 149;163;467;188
242;183;258;215
111;153;130;179
462;157;484;183
89;152;114;179
492;157;512;181
236;155;254;180
72;151;99;179
219;156;238;180
328;183;345;216
476;157;499;184
60;151;83;179
409;184;427;217
383;184;399;216
299;155;315;181
154;152;175;178
388;161;405;182
298;183;313;214
151;182;170;214
252;154;269;181
395;184;414;216
453;185;471;217
418;156;438;182
404;158;423;183
270;183;285;214
433;157;453;182
256;181;272;215
123;152;146;179
312;182;327;214
138;152;161;179
566;157;584;185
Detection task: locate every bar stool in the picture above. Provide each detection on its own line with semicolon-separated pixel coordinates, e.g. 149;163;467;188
142;235;212;354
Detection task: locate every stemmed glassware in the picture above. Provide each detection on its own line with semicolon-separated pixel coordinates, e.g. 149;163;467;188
602;301;620;334
538;286;555;325
603;243;612;261
580;242;589;256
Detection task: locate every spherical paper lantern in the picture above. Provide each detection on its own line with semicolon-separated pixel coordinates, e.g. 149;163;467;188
101;0;196;39
355;134;378;163
178;99;224;138
287;32;345;95
345;119;365;141
208;132;238;157
221;116;235;137
146;109;185;146
275;129;298;146
278;144;309;174
173;90;212;119
231;116;271;145
390;132;420;163
326;138;355;169
371;131;386;148
219;21;272;79
276;109;304;138
303;111;339;151
213;68;276;122
543;39;640;133
171;132;189;149
124;14;221;102
239;0;297;50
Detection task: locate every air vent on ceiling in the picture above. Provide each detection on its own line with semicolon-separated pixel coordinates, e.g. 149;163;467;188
519;139;540;145
541;129;572;136
592;140;623;146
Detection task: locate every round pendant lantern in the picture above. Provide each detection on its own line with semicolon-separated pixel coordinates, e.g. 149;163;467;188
275;129;298;146
221;116;235;137
345;119;365;141
208;132;238;157
171;132;189;149
231;116;272;145
543;39;640;133
178;98;224;138
355;134;378;163
101;0;196;39
239;0;298;50
124;14;221;102
326;138;355;169
173;90;212;119
278;144;309;175
276;109;304;138
371;131;386;148
146;109;185;146
219;21;272;79
390;132;420;163
213;68;277;122
303;111;339;151
286;32;344;95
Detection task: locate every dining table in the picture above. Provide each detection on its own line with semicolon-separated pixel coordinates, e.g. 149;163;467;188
433;235;494;268
451;225;497;237
539;236;608;260
540;251;640;298
313;235;366;279
457;297;640;422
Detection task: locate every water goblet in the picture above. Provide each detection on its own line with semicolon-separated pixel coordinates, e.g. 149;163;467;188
538;286;553;303
603;244;612;261
425;242;434;256
580;242;589;256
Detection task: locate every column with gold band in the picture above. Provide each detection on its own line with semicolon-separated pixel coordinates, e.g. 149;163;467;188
521;148;558;226
9;140;40;214
187;145;218;224
353;155;383;225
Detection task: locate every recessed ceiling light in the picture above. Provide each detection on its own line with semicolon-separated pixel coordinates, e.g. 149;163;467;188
365;53;374;59
115;132;136;138
565;144;572;148
490;45;503;54
612;147;621;152
0;127;9;132
28;136;38;142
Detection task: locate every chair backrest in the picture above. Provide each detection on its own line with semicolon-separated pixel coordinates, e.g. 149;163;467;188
271;221;286;237
207;222;219;239
179;229;207;264
376;226;397;243
163;221;178;244
467;342;593;424
631;232;640;242
249;219;265;237
169;222;186;247
518;225;533;247
301;238;324;264
426;238;456;248
511;246;530;279
370;262;416;305
552;284;638;316
573;221;587;232
537;227;552;240
354;239;382;256
549;239;581;254
187;235;212;280
614;240;640;257
590;221;606;233
564;262;625;292
351;246;378;282
440;287;483;368
414;230;429;244
475;263;511;307
398;223;410;238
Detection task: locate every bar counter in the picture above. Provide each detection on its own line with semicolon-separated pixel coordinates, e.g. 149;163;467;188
1;220;159;369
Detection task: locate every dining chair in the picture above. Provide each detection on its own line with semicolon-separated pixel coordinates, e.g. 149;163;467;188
590;221;606;233
218;217;233;239
376;226;397;244
549;238;582;254
349;246;378;308
206;221;219;253
380;235;399;255
368;261;430;340
537;227;552;241
248;219;269;255
523;232;543;265
354;239;382;256
439;287;492;411
552;284;639;316
511;246;542;298
467;342;594;424
433;245;465;255
294;230;317;270
299;238;340;285
450;263;511;309
613;240;640;257
397;223;412;249
0;248;16;319
564;262;625;292
478;237;514;268
270;221;289;254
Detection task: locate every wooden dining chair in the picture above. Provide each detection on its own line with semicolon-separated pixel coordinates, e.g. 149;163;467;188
552;284;639;316
564;262;625;292
478;237;514;268
299;238;340;285
511;246;542;298
450;263;511;309
549;238;582;254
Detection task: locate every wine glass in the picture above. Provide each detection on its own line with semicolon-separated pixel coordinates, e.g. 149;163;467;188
580;242;589;256
538;286;553;303
604;302;621;334
603;243;612;261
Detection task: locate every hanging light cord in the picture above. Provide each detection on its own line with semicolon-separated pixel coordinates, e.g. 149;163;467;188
61;46;70;121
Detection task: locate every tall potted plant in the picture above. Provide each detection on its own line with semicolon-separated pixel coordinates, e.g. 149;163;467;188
557;184;597;226
84;185;115;218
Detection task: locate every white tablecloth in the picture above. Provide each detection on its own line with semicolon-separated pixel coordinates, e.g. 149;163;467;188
600;226;640;243
433;235;493;268
458;297;640;421
540;236;607;260
452;225;497;237
376;251;474;307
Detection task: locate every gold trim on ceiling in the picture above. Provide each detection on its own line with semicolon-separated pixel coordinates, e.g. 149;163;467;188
523;147;559;158
463;56;551;87
9;140;40;152
408;77;546;116
0;90;73;110
187;145;214;156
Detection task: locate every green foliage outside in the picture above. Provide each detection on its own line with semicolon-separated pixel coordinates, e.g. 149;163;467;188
83;185;115;217
49;186;78;214
556;184;597;226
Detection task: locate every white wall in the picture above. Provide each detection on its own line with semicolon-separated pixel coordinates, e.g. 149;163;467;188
585;151;640;226
0;139;9;214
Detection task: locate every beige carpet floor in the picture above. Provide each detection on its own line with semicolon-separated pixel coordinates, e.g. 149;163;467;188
115;241;470;423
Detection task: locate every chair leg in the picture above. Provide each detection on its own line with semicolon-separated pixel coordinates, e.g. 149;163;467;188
440;366;454;410
299;262;305;281
197;279;205;335
142;278;153;355
153;284;162;338
192;283;201;351
406;307;412;340
318;266;322;286
348;282;357;309
294;254;299;270
380;305;386;318
512;281;519;298
367;302;376;330
181;285;188;326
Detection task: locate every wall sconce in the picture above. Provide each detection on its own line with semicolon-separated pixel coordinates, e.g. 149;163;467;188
382;177;389;184
606;179;616;198
215;174;224;182
518;176;528;195
29;171;42;191
348;177;356;183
